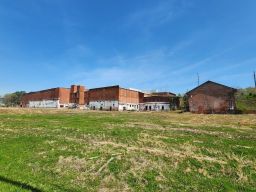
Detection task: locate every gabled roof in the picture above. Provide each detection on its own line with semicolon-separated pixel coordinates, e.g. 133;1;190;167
186;80;237;95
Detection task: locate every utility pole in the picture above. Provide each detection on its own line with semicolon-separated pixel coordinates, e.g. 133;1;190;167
197;73;200;86
254;71;256;88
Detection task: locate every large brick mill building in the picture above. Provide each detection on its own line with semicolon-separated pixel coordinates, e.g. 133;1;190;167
186;81;237;114
21;84;179;111
21;85;146;111
21;87;71;108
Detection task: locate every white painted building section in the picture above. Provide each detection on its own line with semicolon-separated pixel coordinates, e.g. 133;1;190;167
89;100;119;110
118;103;139;111
28;100;60;108
88;101;140;111
142;102;170;111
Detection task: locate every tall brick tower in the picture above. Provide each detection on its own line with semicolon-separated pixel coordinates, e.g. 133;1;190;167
70;85;86;105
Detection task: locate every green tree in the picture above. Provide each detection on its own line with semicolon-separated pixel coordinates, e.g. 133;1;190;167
181;94;189;112
3;91;26;107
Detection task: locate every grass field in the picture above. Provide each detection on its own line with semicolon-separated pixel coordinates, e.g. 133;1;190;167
0;108;256;192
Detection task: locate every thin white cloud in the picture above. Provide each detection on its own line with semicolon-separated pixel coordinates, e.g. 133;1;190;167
125;0;191;31
170;47;235;75
70;43;201;92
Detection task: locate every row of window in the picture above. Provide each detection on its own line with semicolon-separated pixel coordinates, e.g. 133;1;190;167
145;105;165;110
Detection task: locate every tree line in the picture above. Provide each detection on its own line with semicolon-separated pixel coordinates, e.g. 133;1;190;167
0;91;26;107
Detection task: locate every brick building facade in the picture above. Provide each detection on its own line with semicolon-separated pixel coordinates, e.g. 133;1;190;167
21;85;144;111
141;92;179;111
70;85;86;106
21;87;71;108
186;81;237;114
21;81;236;113
21;85;84;108
85;86;144;111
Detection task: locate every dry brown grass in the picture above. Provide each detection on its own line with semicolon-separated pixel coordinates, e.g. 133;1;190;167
0;108;255;191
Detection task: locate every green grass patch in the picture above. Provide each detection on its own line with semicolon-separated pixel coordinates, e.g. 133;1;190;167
0;109;255;191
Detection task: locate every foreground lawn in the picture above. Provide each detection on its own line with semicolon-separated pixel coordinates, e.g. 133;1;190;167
0;108;255;192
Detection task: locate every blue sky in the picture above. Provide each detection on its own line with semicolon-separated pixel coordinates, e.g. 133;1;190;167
0;0;256;95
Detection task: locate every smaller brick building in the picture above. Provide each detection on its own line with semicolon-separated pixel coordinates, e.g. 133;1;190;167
141;92;179;111
186;81;237;114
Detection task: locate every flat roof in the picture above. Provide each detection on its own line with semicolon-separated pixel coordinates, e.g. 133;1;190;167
88;85;143;93
26;87;70;95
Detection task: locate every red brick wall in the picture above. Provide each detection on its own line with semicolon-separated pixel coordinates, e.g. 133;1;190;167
139;92;144;103
70;85;78;93
119;88;143;104
21;88;70;107
85;86;143;104
77;86;85;105
144;96;170;102
187;82;236;114
84;91;89;105
58;88;71;104
87;86;119;102
70;85;86;105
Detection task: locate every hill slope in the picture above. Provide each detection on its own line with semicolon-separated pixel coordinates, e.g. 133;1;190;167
236;87;256;112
